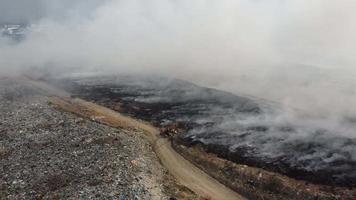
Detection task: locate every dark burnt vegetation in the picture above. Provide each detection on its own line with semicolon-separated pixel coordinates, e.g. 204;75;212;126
51;75;356;188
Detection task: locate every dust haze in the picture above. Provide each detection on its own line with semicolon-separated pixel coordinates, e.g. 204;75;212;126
1;0;356;136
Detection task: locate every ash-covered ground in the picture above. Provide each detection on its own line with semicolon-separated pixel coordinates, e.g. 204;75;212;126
0;77;195;200
51;74;356;188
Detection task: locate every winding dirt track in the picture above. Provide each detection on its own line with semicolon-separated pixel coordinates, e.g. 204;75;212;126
26;78;245;200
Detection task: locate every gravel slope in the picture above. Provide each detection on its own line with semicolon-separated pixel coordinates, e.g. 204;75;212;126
0;78;193;200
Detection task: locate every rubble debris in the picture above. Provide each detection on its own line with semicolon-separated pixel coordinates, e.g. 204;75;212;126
160;123;185;138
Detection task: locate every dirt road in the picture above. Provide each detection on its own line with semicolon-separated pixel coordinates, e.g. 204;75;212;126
27;78;245;200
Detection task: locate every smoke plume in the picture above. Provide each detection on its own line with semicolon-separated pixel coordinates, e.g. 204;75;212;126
1;0;356;136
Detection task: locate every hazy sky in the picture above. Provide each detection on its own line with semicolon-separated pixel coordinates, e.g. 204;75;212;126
0;0;43;23
0;0;108;23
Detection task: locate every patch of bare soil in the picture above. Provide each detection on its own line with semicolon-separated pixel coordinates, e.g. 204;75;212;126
172;138;356;200
49;96;244;200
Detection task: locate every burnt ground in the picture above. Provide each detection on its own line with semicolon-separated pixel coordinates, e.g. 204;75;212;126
0;77;198;200
49;74;356;189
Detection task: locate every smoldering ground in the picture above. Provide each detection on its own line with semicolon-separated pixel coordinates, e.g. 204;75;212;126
1;1;356;135
52;74;356;186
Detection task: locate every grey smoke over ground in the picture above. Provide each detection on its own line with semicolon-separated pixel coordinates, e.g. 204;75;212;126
1;0;356;136
54;74;356;185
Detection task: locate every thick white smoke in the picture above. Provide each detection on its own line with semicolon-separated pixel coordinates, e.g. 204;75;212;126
1;0;356;135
